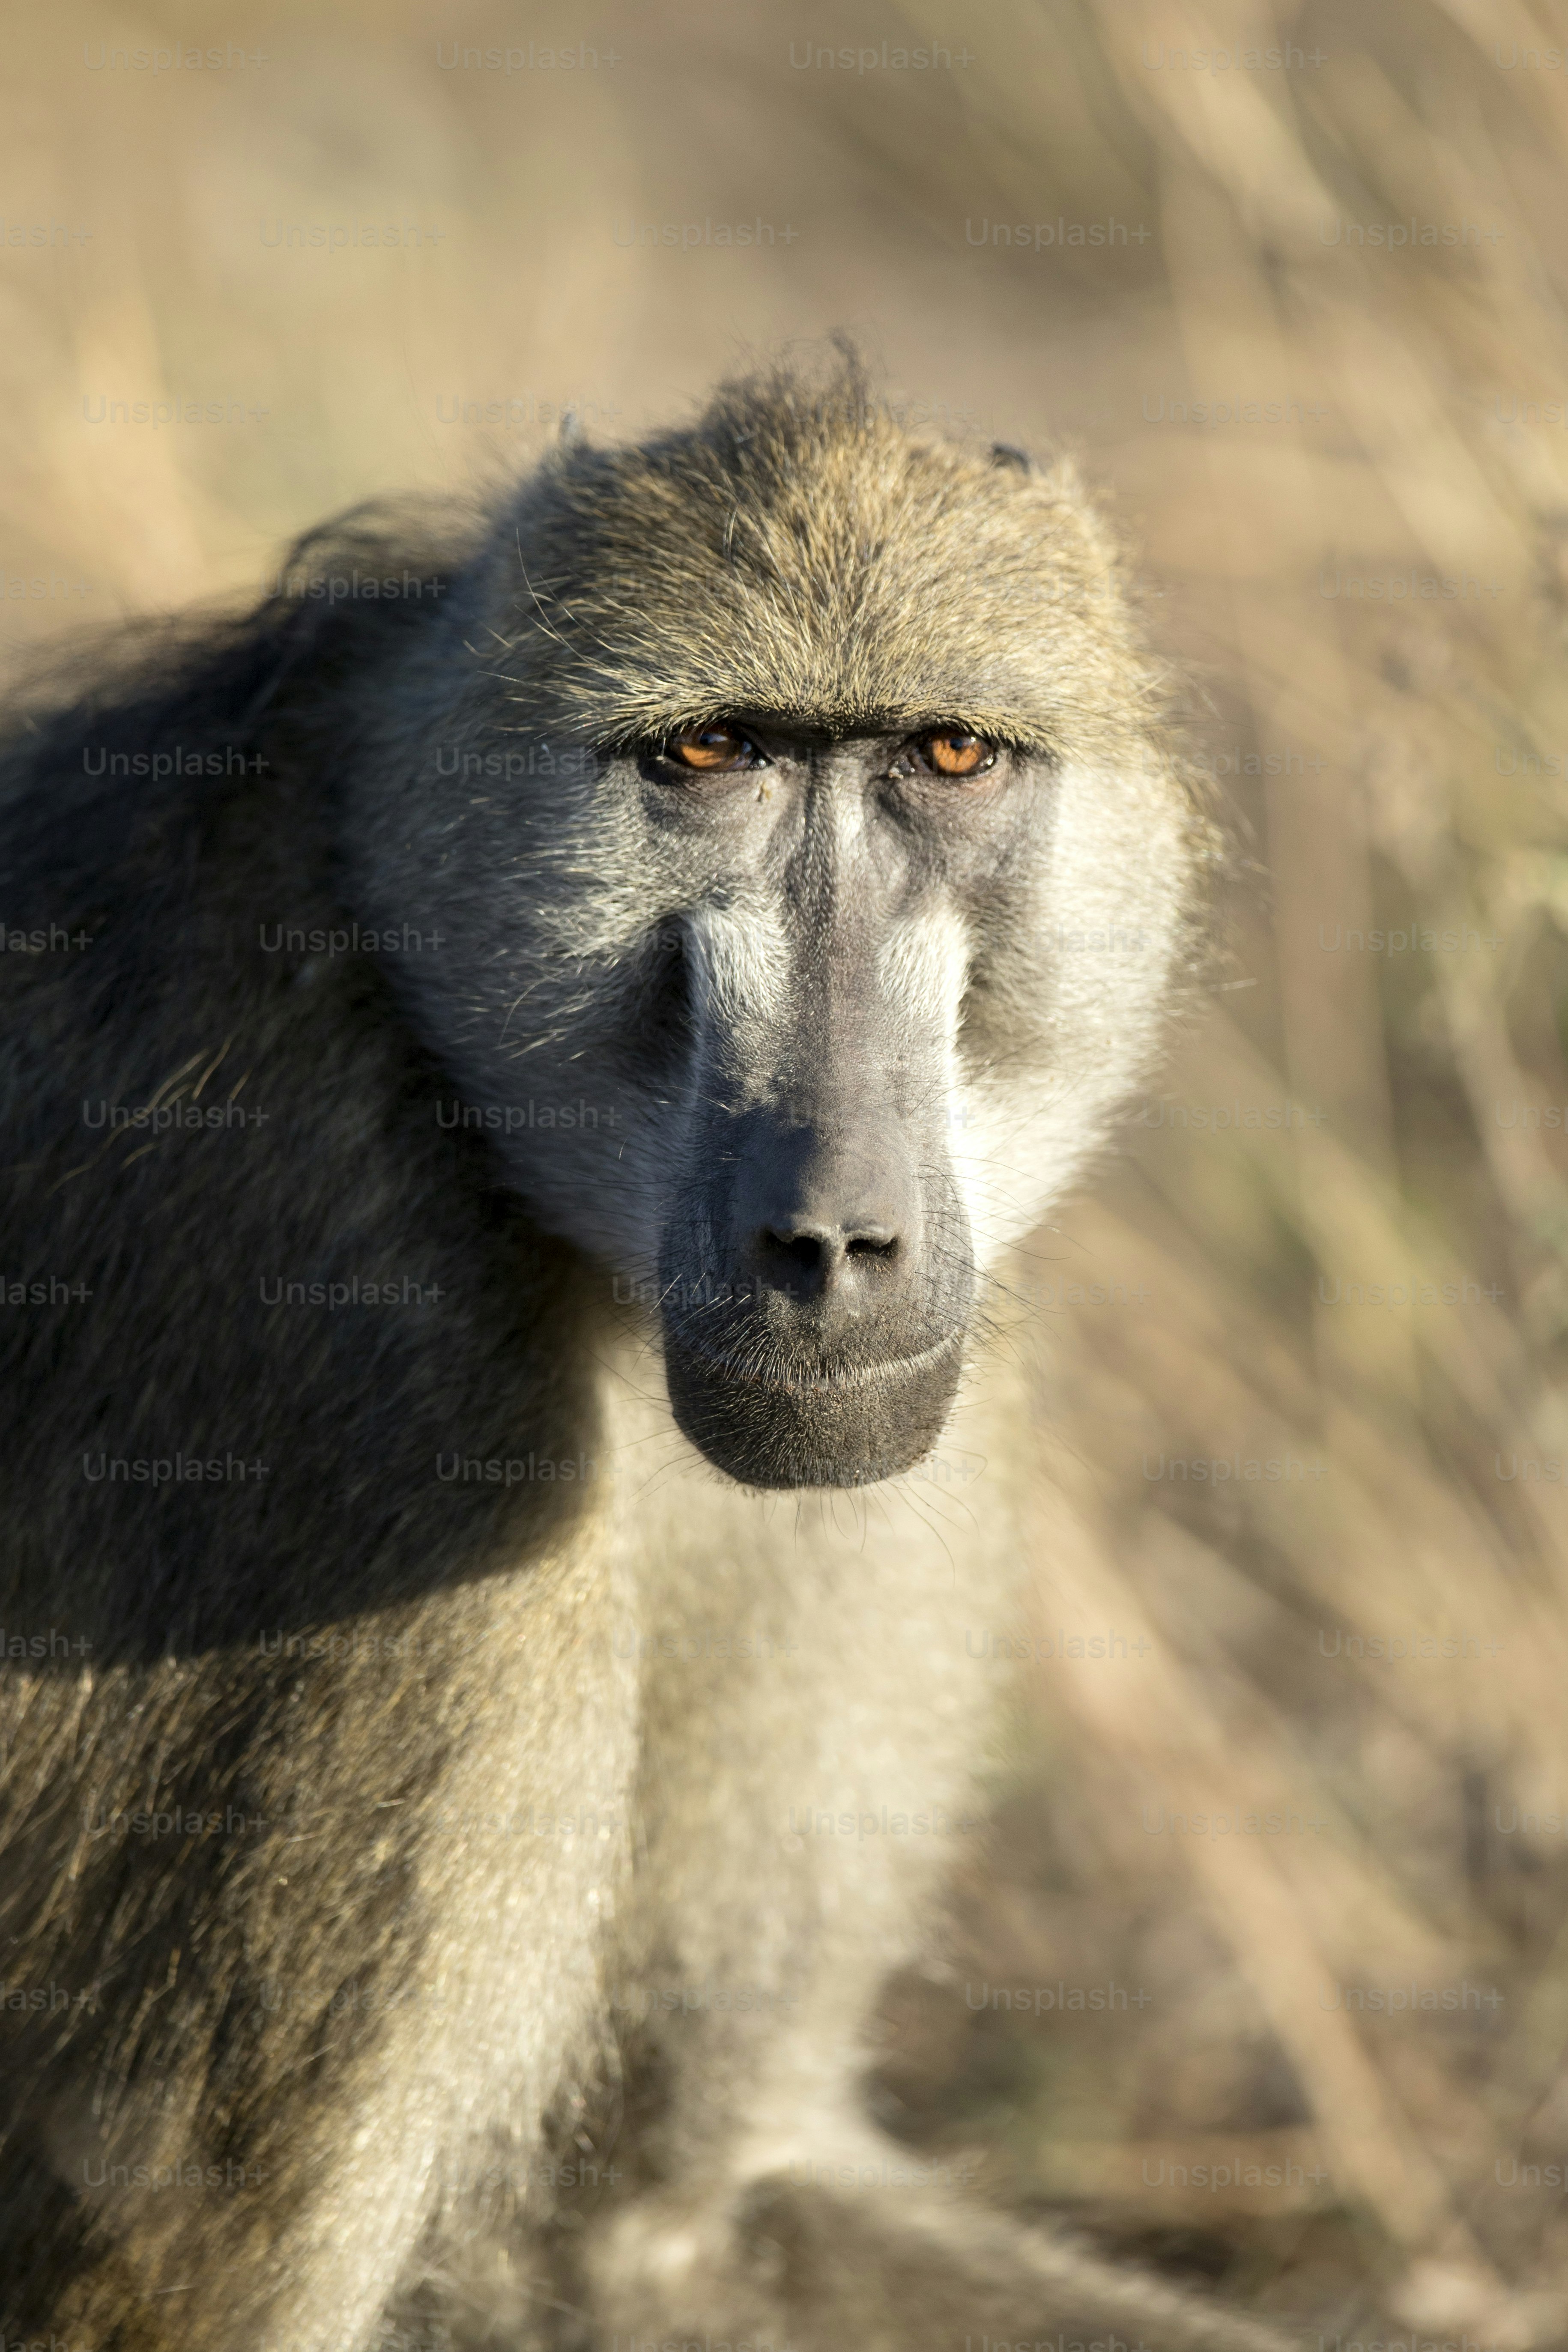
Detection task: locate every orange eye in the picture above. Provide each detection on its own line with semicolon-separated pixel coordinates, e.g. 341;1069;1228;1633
669;725;751;772
924;730;993;777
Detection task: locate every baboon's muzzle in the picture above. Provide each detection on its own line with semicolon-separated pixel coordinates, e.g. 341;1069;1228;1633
659;1099;973;1489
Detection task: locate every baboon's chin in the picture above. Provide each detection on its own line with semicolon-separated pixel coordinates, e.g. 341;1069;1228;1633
661;1329;966;1490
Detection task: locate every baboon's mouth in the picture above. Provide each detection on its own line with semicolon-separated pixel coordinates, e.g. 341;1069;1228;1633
665;1326;964;1396
660;1323;967;1489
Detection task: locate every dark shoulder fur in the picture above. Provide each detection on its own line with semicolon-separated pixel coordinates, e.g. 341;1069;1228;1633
0;502;599;1666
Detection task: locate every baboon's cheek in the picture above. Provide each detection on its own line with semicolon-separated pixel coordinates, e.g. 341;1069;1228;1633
661;1331;965;1490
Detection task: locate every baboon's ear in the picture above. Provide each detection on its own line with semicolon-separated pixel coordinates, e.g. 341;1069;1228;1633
989;442;1032;473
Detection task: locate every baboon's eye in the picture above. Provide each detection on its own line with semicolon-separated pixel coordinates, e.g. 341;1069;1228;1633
921;729;995;778
666;725;756;773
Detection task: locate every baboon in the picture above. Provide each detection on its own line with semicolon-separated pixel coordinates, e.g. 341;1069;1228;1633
0;355;1294;2352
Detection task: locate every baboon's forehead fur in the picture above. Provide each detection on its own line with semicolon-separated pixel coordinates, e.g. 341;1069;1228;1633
493;361;1156;764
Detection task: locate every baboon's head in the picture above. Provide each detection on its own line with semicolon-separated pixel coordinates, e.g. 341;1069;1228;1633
351;357;1195;1489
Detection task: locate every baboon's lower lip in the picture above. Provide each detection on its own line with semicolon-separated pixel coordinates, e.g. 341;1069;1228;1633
664;1327;964;1396
662;1319;966;1489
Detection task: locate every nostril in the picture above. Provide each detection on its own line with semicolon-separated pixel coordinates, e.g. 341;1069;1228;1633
751;1225;901;1298
761;1231;824;1277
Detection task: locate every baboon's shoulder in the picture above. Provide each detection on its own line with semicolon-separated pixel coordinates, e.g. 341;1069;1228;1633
0;531;596;1667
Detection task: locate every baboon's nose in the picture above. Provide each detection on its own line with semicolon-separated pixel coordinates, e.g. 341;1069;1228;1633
752;1219;901;1305
724;1096;931;1336
732;1116;920;1316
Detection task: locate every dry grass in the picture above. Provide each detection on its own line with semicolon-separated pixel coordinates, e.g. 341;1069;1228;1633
9;0;1568;2340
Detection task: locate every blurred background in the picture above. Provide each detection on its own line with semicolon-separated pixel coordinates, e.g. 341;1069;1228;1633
8;0;1568;2342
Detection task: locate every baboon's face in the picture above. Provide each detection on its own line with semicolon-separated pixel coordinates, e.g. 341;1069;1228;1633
613;718;1016;1490
353;381;1191;1488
